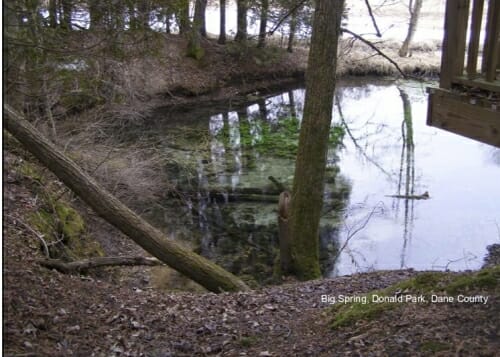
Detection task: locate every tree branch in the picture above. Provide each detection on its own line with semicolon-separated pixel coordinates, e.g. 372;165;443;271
341;28;408;78
364;0;382;37
268;0;307;36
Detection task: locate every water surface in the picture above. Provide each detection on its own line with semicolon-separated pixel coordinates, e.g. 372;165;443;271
146;77;499;281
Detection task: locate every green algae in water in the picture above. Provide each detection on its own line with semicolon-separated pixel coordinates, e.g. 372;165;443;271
217;116;345;159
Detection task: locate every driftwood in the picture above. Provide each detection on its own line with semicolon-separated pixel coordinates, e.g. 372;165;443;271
38;256;164;274
171;189;280;203
169;176;287;204
4;105;249;293
385;191;430;200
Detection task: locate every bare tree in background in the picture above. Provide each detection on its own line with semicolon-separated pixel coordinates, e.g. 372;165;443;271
218;0;227;44
399;0;424;57
235;0;248;43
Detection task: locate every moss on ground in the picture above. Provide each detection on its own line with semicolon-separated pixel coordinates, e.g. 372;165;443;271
330;266;500;329
17;159;105;261
419;340;451;353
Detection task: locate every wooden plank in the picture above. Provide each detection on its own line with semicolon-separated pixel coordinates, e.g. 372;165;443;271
467;0;484;78
428;89;500;147
454;75;500;92
440;0;470;88
455;0;471;77
484;0;500;81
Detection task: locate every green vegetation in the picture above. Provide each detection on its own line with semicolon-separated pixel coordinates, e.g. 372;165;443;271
217;116;345;159
17;160;105;261
419;340;450;353
330;291;393;329
330;267;500;329
238;336;258;348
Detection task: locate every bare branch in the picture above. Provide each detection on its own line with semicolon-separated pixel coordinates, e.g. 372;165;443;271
268;0;308;36
335;95;396;181
5;214;50;258
364;0;382;37
333;202;385;263
341;28;408;78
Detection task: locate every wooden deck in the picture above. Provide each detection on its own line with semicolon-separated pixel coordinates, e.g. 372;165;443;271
427;0;500;147
427;88;499;147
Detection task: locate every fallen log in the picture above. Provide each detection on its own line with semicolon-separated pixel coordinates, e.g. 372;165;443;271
38;256;163;274
4;104;249;293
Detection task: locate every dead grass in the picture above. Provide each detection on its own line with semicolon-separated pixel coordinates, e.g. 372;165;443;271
337;38;441;77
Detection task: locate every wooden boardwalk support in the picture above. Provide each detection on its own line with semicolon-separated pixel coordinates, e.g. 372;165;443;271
427;88;500;147
428;0;500;147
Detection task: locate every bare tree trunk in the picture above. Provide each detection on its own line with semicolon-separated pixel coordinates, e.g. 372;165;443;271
61;0;72;30
218;0;227;44
193;0;207;37
288;0;344;280
49;0;58;28
188;0;205;59
177;0;190;35
399;0;423;57
287;9;297;53
258;0;269;48
235;0;248;43
137;0;151;30
4;105;249;293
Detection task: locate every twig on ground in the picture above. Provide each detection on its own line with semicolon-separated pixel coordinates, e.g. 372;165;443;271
6;214;50;258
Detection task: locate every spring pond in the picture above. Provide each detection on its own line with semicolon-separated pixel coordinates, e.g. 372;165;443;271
134;77;500;285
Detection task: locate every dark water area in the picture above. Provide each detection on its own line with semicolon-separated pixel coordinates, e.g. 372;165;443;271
124;77;500;285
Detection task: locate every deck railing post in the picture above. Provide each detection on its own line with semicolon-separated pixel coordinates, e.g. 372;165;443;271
482;0;500;81
467;0;485;78
440;0;470;88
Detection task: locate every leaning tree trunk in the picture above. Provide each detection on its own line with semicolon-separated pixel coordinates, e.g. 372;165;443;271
399;0;423;57
288;0;344;280
4;105;249;293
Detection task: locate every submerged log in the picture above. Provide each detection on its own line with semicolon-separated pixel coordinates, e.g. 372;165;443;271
4;105;249;293
39;256;163;274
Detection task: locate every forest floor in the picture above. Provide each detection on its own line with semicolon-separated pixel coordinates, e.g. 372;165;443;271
3;142;500;356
